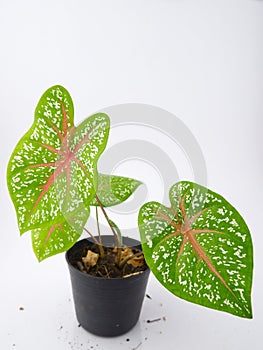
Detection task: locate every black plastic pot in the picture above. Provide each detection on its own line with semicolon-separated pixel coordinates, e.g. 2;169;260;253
66;236;150;337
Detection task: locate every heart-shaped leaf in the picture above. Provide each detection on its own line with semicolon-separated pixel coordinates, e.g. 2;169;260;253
138;181;253;318
90;174;142;207
7;85;110;259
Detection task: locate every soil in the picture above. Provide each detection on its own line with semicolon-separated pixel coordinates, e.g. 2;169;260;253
70;243;148;278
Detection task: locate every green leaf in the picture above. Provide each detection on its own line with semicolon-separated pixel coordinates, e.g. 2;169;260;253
53;113;110;216
90;174;142;207
7;86;73;232
32;207;89;261
108;219;123;246
7;85;110;259
138;181;253;318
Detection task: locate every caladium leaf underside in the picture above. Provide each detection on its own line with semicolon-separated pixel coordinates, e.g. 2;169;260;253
7;85;110;259
138;181;253;318
90;174;142;207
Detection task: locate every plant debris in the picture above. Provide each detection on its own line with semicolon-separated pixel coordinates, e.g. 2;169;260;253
132;341;142;350
121;247;145;267
146;318;162;323
70;244;148;278
123;271;143;278
82;250;99;270
19;307;24;311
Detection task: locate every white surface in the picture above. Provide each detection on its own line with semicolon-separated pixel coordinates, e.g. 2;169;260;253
0;1;263;349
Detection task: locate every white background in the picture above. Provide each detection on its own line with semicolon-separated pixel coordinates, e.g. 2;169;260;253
0;1;262;349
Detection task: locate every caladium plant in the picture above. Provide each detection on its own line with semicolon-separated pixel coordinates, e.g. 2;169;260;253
138;181;253;318
7;84;253;320
7;85;141;261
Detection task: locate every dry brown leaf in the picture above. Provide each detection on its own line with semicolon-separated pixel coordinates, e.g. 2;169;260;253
114;246;145;267
121;247;133;259
82;250;99;269
127;254;145;267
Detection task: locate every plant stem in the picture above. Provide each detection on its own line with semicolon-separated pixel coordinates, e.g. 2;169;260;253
95;206;102;244
95;195;122;265
83;227;104;258
95;195;119;246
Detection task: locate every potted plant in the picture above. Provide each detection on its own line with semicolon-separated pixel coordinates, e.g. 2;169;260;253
7;86;253;337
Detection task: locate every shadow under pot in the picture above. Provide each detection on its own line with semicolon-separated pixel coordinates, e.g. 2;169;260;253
66;236;150;337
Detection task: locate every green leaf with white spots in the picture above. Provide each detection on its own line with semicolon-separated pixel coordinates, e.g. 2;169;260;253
32;207;89;262
7;86;74;232
53;113;110;216
7;85;110;260
90;174;142;207
138;181;253;318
